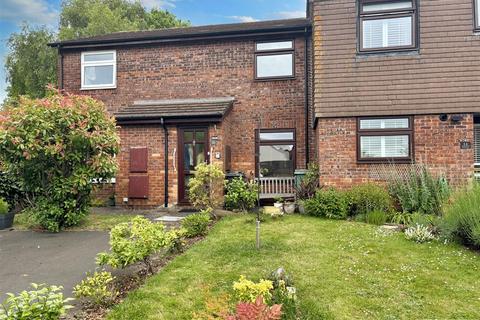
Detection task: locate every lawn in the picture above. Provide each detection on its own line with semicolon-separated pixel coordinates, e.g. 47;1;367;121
13;212;136;231
107;215;480;320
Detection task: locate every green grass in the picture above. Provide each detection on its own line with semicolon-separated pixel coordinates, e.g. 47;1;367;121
107;215;480;320
13;213;135;231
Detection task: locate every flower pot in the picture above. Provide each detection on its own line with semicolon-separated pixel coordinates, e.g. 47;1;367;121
0;212;14;230
297;202;306;214
283;203;295;214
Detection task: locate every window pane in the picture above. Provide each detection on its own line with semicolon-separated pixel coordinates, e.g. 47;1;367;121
259;131;294;141
84;65;114;86
184;143;194;171
195;143;206;166
360;118;409;130
195;131;205;141
184;131;193;141
259;145;294;177
475;124;480;164
360;135;409;158
363;16;412;49
256;54;293;78
477;0;480;27
256;41;293;51
83;52;114;62
363;1;412;12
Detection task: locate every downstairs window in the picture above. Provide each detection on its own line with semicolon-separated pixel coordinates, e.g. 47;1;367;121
357;117;413;162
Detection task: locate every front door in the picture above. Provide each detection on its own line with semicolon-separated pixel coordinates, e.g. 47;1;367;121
178;127;209;204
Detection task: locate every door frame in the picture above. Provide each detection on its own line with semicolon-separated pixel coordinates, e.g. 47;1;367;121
177;126;210;205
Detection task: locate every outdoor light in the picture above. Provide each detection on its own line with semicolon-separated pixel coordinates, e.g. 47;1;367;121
439;114;448;122
451;115;464;123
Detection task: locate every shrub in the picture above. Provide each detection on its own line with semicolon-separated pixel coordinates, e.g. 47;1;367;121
0;198;9;215
294;163;320;200
365;210;388;226
441;184;480;248
181;210;211;238
0;91;119;232
345;183;392;217
74;271;117;307
188;163;225;210
96;216;174;274
389;212;413;225
387;165;450;215
0;283;72;320
303;188;348;219
405;224;436;243
233;275;274;303
225;177;259;212
226;297;282;320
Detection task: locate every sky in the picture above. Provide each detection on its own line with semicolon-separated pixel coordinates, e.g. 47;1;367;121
0;0;307;103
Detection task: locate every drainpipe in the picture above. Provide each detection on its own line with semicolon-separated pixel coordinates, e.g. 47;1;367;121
161;118;169;208
57;45;64;90
304;28;310;166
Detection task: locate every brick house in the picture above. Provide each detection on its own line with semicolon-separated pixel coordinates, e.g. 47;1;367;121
51;0;480;207
51;19;313;207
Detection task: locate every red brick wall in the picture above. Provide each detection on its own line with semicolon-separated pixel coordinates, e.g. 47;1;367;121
317;114;474;188
61;36;311;207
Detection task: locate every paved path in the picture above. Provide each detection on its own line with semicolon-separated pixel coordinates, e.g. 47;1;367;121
0;230;109;302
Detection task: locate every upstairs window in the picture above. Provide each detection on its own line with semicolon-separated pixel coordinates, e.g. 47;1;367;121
357;117;413;162
359;0;417;53
255;40;294;80
475;0;480;31
81;51;116;90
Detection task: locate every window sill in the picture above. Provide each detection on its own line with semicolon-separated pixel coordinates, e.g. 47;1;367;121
357;159;413;164
254;76;296;82
81;86;117;91
356;49;420;59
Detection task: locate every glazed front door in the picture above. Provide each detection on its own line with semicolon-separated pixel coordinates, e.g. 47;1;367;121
178;127;209;204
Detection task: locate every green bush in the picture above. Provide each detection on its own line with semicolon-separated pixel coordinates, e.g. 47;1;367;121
388;166;450;215
0;91;119;232
294;163;320;200
181;210;211;238
232;275;273;303
225;177;258;212
345;183;392;217
389;212;413;225
0;198;9;215
0;283;72;320
304;188;348;220
0;171;22;209
267;268;297;320
441;184;480;248
74;271;117;307
365;210;388;226
188;163;225;210
97;216;175;274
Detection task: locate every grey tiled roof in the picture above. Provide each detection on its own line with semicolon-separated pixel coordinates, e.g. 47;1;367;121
115;97;235;121
50;18;310;47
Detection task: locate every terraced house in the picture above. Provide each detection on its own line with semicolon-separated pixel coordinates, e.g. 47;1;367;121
51;0;480;207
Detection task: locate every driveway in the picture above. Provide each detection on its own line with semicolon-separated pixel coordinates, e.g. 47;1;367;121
0;230;109;302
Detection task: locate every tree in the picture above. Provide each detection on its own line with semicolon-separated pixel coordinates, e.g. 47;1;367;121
0;89;119;232
4;25;57;102
59;0;190;40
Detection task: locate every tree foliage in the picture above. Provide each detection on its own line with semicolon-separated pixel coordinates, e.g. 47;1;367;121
4;25;57;103
0;89;119;231
59;0;190;40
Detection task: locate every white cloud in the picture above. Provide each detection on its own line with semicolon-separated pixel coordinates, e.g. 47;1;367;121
138;0;178;9
275;10;306;19
0;0;58;26
228;16;258;23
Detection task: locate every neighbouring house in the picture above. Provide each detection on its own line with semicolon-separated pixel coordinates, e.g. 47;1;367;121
50;0;480;208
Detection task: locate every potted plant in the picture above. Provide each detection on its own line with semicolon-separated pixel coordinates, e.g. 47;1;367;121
283;201;296;214
0;198;13;230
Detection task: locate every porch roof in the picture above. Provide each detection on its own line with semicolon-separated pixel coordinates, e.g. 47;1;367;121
115;97;235;124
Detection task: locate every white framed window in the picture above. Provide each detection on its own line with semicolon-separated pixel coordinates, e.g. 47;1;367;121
359;0;417;52
81;51;116;90
357;117;413;162
255;40;294;80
